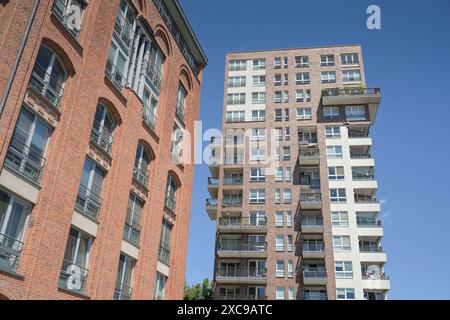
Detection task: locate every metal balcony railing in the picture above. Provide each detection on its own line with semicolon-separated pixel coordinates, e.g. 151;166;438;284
176;99;186;123
348;131;370;138
300;192;322;202
207;177;219;186
52;0;82;39
75;184;102;221
222;198;243;207
218;241;266;252
352;173;375;180
356;217;382;227
302;242;325;252
142;105;157;131
216;267;267;278
219;216;267;228
145;59;163;93
58;259;89;293
133;165;149;188
206;198;218;208
0;233;24;272
215;294;266;300
354;194;378;203
114;282;133;300
90;121;113;155
300;217;324;227
123;214;141;247
303;269;327;279
158;243;170;266
223;176;243;185
165;191;176;212
105;59;125;90
298;148;320;159
5;136;46;184
29;63;64;108
114;10;134;50
321;87;381;97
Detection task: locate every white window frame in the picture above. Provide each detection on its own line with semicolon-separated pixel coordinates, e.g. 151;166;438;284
330;188;347;203
332;211;349;227
326;146;343;159
325;126;341;139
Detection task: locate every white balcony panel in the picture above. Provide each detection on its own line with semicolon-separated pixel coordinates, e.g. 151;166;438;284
362;279;390;290
359;252;387;263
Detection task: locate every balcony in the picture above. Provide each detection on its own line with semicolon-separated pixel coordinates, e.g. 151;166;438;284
350;152;371;159
303;291;327;300
223;176;243;185
215;294;266;301
224;155;244;165
222;198;243;208
301;242;326;259
145;60;163;94
176;99;185;123
300;216;324;233
299;177;320;190
133;165;149;189
0;233;23;273
321;87;381;123
217;241;267;258
300;192;322;209
90;121;113;155
348;130;372;147
298;148;320;165
164;191;176;213
58;259;89;294
105;59;125;90
52;0;82;39
123;214;141;247
302;269;327;285
5;136;46;184
29;63;64;109
114;282;133;300
206;198;218;220
216;267;267;284
359;242;387;263
357;217;381;228
158;243;171;266
207;177;219;198
354;194;378;204
142;105;157;131
75;184;102;222
362;272;390;290
218;216;267;233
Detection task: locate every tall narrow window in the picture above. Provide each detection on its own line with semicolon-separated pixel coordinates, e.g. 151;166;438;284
158;219;172;266
52;0;87;39
133;144;150;188
165;174;178;212
142;88;158;130
155;272;168;300
114;0;136;49
123;193;144;246
5;108;51;183
106;41;128;89
75;158;105;220
114;254;135;300
176;83;187;122
91;104;115;154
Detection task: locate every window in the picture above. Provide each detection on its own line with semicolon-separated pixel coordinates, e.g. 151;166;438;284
298;131;317;144
283;57;288;68
252;92;266;104
142;88;158;130
296;90;304;102
106;39;128;89
159;219;172;265
328;166;345;180
284;110;290;122
228;76;246;87
283;91;289;103
335;261;353;278
320;54;335;66
274;127;282;141
275;168;283;182
345;106;366;121
114;254;135;300
276;235;284;251
330;188;346;203
337;288;355;300
250;128;266;141
76;158;105;220
283;74;288;85
5;107;51;183
123;193;144;246
134;144;151;187
91;103;115;154
251;110;265;122
326;146;343;159
295;56;309;67
250;147;266;161
333;236;351;251
274;91;282;103
229;59;246;71
250;168;265;182
364;291;386;300
296;72;310;84
276;260;285;277
0;190;31;271
288;260;294;278
171;124;183;163
59;227;91;293
341;53;359;65
282;147;291;161
287;235;293;252
249;211;266;226
274;57;282;69
276;287;285;300
226;111;245;122
323;106;340;119
296;107;312;120
274;74;282;86
176;83;187;122
52;0;87;39
275;211;284;227
332;211;349;227
288;287;294;300
165;174;178;212
275;189;281;204
227;93;245;105
248;286;266;299
30;46;67;107
249;189;265;204
252;75;266;86
155;272;168;300
286;211;292;227
253;59;266;70
274;147;280;160
325;126;341;138
275;109;282;121
285;167;292;182
283;189;292;204
321;71;336;83
114;0;136;48
306;89;311;102
342;70;361;83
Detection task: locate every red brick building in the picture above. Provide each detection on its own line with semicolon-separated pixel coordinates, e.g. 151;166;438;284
0;0;207;300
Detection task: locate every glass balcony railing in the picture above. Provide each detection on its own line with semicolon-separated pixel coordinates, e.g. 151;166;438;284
359;243;383;253
29;63;64;108
354;194;378;203
114;282;133;300
350;152;371;159
215;294;266;300
302;242;325;252
298;148;320;160
0;233;24;272
352;173;375;180
5;136;46;184
300;216;324;227
216;267;267;278
58;259;89;294
219;216;267;228
90;121;113;155
356;217;382;227
222;176;243;185
75;184;102;221
207;177;219;186
303;269;327;280
348;131;370;138
299;177;320;189
222;198;243;207
218;241;266;252
206;198;218;209
300;192;322;203
322;87;380;97
303;291;327;300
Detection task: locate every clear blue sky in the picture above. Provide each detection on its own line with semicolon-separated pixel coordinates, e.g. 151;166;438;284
181;0;450;299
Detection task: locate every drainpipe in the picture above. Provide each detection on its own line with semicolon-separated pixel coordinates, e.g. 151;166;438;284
0;0;40;115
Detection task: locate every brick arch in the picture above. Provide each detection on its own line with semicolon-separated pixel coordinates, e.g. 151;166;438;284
167;170;182;189
98;97;123;126
41;37;76;76
179;65;193;92
137;138;156;161
154;24;172;58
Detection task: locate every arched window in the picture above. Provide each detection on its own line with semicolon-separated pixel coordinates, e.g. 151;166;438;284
30;46;67;108
133;144;150;187
164;174;179;212
176;82;187;122
91;104;116;155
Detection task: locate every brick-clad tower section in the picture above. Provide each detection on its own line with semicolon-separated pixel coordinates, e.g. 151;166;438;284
207;46;389;300
0;0;207;300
